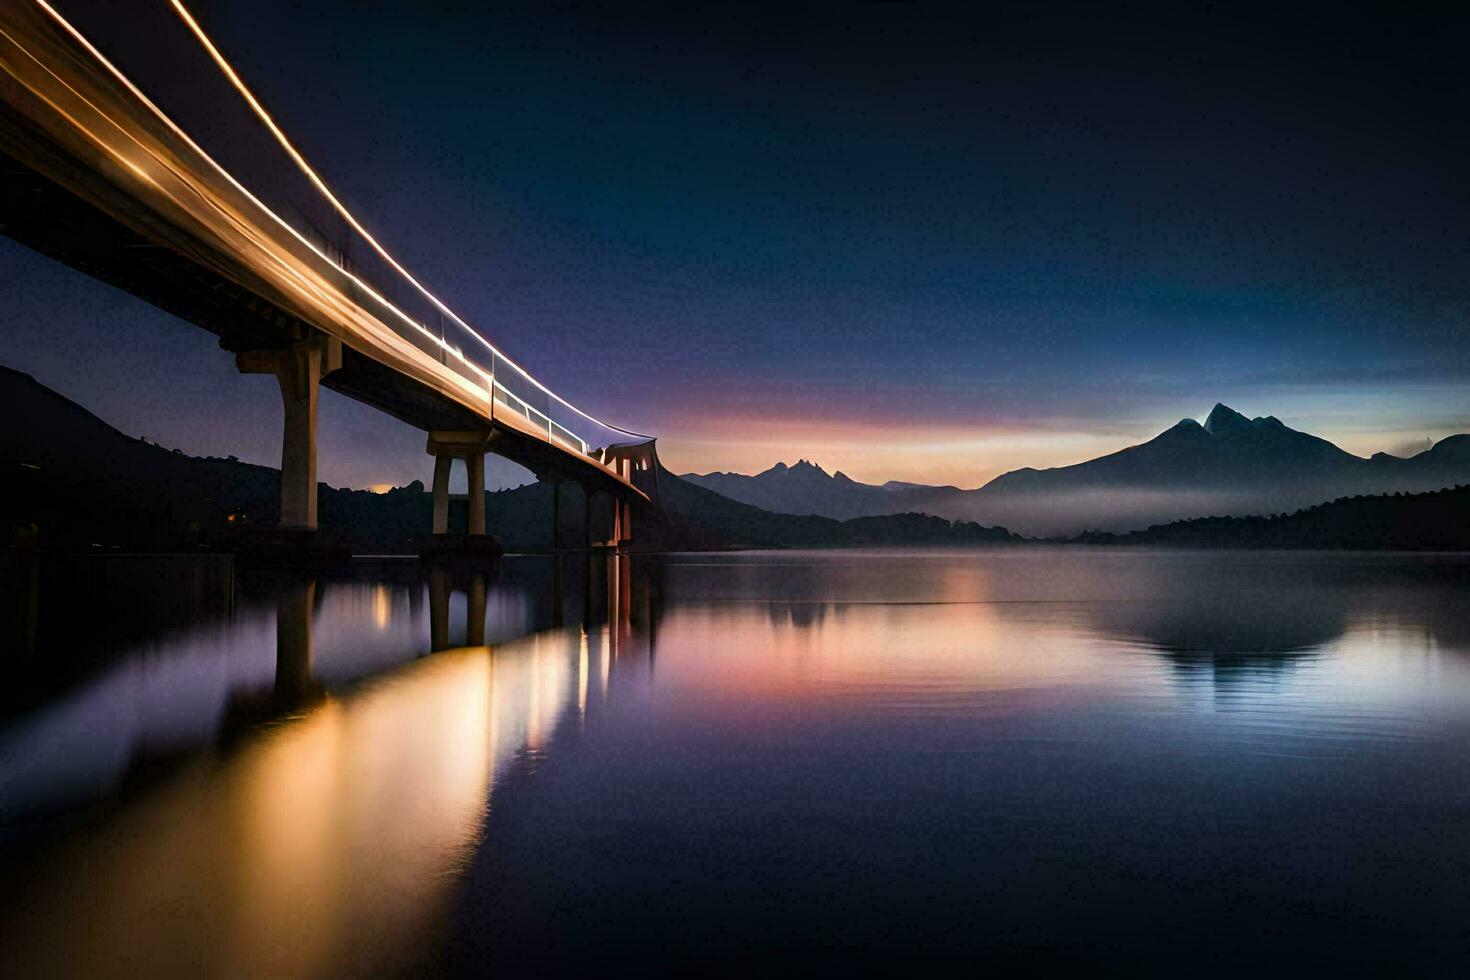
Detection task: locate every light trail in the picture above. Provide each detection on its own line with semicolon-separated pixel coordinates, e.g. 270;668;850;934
165;0;652;443
24;1;493;395
1;14;494;410
26;0;648;453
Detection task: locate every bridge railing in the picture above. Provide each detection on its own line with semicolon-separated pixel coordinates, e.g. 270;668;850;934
30;0;651;469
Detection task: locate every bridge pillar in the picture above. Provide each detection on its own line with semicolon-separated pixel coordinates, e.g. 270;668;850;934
431;454;452;535
618;491;633;547
468;453;486;536
610;458;632;546
583;490;632;550
238;337;341;530
277;352;317;529
598;444;657;549
426;430;496;539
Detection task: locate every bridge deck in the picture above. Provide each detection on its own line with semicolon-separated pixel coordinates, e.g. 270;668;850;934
0;1;650;499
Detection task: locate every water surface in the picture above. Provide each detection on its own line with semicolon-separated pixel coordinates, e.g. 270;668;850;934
3;549;1469;975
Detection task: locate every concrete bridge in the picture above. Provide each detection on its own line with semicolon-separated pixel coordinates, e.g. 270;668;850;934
0;0;659;552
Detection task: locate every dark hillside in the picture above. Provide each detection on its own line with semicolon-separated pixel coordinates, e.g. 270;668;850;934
0;366;1017;552
1074;486;1470;551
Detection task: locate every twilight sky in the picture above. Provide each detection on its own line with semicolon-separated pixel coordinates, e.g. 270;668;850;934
3;1;1467;490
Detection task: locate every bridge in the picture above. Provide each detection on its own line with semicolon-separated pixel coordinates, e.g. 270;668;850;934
0;0;660;552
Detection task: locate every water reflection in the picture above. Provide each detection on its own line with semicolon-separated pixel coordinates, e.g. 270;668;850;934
1;554;237;714
653;550;1470;709
2;647;490;976
0;552;655;977
219;578;323;737
4;549;1470;975
0;554;655;821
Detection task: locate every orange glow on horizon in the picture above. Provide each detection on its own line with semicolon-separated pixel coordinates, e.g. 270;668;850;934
659;421;1146;488
656;406;1470;489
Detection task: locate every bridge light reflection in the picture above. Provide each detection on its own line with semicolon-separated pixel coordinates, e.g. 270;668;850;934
0;630;595;977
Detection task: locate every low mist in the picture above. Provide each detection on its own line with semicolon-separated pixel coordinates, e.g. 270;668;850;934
926;488;1355;538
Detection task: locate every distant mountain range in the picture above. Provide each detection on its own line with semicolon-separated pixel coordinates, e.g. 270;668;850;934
683;460;955;521
6;366;1467;551
683;404;1470;535
0;366;1015;552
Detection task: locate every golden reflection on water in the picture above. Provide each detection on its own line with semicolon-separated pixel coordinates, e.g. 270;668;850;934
372;584;392;630
0;633;586;979
578;629;590;723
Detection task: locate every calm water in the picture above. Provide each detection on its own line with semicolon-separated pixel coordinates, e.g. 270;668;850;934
2;548;1470;976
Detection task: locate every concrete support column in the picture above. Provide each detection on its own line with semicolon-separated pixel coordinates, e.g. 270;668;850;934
432;454;453;536
238;337;340;530
425;430;496;541
551;481;562;550
606;493;631;546
618;459;634;544
468;453;486;536
619;495;633;545
276;348;319;529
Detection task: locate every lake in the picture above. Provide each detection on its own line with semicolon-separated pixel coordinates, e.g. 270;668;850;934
3;548;1469;976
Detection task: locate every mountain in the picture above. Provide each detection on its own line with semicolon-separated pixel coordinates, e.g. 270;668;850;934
960;404;1470;534
655;463;1014;548
5;368;1468;553
685;404;1470;536
682;460;954;520
0;366;1016;552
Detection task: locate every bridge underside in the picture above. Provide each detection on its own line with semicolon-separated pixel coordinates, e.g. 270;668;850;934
0;139;642;498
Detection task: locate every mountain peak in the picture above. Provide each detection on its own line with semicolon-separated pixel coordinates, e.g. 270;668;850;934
1203;403;1251;435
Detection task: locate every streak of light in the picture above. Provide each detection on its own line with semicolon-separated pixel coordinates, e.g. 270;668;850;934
12;0;643;487
24;0;643;462
167;0;651;443
21;2;492;405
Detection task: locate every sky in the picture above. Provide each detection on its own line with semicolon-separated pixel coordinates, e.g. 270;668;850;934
3;1;1467;490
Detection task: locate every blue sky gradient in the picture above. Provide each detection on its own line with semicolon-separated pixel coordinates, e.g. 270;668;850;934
3;2;1466;488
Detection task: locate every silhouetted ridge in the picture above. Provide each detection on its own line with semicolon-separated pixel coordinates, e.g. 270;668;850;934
1072;485;1470;551
0;366;1018;552
684;407;1470;535
682;459;951;520
966;403;1470;535
1203;403;1252;435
